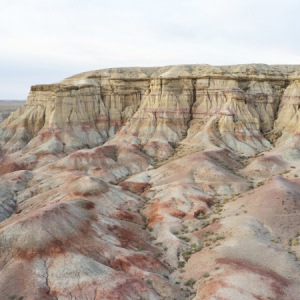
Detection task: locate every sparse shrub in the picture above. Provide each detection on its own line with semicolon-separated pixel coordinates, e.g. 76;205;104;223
212;236;225;243
137;245;143;250
178;261;185;268
179;236;191;242
163;247;168;251
202;221;210;229
212;217;219;223
184;278;196;287
163;273;169;279
148;227;153;232
295;174;298;177
203;272;210;278
257;182;264;187
146;279;152;285
292;238;299;246
222;198;229;204
182;250;192;261
194;245;203;252
270;238;278;243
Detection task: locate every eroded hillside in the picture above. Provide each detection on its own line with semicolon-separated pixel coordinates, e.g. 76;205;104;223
0;64;300;300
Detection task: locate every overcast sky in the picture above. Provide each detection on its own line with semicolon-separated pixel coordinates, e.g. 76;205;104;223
1;0;300;99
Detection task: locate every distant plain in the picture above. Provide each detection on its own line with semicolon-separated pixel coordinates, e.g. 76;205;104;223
0;100;25;123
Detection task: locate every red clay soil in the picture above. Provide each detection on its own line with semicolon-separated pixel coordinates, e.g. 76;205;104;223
0;162;22;175
216;257;290;296
119;181;151;194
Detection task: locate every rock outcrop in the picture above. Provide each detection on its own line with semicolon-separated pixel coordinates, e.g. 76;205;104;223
2;64;300;159
1;64;300;300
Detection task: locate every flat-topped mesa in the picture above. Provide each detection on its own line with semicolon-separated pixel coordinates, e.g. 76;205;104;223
1;64;300;160
1;76;149;156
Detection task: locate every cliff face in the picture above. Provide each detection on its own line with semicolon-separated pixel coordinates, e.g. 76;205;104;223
1;64;300;300
1;64;300;159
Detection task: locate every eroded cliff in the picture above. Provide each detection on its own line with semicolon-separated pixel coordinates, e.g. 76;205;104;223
1;64;300;300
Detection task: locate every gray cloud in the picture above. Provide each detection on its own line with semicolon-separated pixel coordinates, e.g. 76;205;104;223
1;0;300;99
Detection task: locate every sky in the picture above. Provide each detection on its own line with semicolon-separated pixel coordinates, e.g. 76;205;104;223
1;0;300;99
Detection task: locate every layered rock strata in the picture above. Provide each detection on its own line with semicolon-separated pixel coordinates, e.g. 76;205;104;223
2;64;300;160
1;64;300;300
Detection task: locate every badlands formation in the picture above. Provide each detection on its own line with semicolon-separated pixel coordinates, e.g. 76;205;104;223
1;64;300;299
